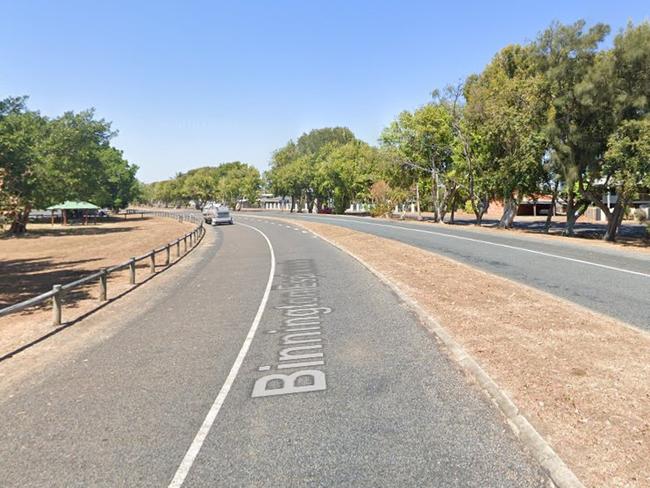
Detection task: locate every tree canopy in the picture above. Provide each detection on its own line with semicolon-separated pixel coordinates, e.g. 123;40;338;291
0;97;139;233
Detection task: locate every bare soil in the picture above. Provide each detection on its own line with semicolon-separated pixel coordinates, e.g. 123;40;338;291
0;216;195;357
294;220;650;488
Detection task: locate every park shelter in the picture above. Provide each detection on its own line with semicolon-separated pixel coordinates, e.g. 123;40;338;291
47;201;100;225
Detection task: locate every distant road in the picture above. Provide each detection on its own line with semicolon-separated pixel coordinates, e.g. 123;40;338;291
0;218;548;486
261;211;650;330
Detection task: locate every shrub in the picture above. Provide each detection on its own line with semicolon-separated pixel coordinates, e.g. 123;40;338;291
633;208;648;223
370;203;392;218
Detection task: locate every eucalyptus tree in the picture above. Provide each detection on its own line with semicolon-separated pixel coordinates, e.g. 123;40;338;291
314;140;379;214
464;44;548;228
380;100;455;222
267;127;359;212
446;83;493;225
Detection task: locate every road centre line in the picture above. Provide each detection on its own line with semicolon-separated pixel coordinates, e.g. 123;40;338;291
264;215;649;279
168;223;275;488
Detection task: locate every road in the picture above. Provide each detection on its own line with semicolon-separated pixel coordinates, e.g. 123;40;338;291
259;211;650;330
0;219;549;487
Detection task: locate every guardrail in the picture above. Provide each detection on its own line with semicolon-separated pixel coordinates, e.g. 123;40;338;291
0;210;205;326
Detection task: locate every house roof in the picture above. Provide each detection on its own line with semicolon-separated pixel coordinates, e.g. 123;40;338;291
46;200;100;210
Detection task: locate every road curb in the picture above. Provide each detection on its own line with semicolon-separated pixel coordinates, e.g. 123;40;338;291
286;219;585;488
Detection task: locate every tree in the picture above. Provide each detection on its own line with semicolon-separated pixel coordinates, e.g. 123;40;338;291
94;146;139;210
533;20;612;236
446;83;493;225
574;22;650;240
1;99;139;232
0;98;48;233
182;168;219;208
380;101;455;222
266;127;360;213
464;44;548;228
217;164;261;208
598;119;650;240
315;141;379;214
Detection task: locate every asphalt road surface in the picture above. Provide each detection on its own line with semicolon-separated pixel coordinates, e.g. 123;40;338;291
259;211;650;330
0;219;550;487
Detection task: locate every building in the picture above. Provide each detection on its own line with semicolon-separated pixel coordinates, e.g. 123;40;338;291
260;193;292;210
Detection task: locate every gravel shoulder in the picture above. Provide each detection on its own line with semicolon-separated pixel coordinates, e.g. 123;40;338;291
285;219;650;488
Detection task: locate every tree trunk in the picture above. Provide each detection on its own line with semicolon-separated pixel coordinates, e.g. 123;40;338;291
603;201;625;242
498;197;518;229
9;206;30;234
290;195;295;213
449;198;457;224
564;190;577;236
472;194;488;226
307;193;315;213
415;181;422;220
431;165;440;223
544;181;560;234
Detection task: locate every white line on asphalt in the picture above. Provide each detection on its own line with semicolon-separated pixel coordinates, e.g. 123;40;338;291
330;217;650;278
168;223;276;488
261;215;649;279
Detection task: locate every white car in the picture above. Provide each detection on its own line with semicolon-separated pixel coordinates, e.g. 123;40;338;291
203;205;233;225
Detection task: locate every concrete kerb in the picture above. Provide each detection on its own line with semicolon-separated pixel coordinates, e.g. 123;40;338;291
268;216;584;488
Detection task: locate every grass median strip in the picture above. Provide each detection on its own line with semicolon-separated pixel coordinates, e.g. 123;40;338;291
291;220;649;488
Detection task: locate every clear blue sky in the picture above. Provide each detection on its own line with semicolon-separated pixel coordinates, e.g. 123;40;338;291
1;1;648;182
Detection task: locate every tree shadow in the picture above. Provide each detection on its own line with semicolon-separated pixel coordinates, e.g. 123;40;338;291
0;227;209;363
0;257;103;308
0;216;157;240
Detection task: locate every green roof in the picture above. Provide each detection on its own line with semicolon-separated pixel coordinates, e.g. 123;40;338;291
46;200;100;210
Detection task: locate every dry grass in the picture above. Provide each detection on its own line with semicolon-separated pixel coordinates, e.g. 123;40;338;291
0;216;195;357
295;220;650;488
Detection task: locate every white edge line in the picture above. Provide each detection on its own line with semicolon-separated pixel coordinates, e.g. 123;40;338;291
305;216;650;279
168;223;275;487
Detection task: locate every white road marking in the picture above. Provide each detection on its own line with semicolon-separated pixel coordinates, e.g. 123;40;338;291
311;216;650;278
255;215;648;279
168;223;276;488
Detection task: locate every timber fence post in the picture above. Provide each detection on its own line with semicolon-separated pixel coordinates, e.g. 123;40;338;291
52;284;62;326
129;258;136;284
99;268;107;301
150;252;156;273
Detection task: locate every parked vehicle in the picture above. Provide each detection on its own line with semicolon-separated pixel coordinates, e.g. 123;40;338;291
203;205;233;225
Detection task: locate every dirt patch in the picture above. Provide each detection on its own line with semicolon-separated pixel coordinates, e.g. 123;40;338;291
294;220;650;488
0;216;196;357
